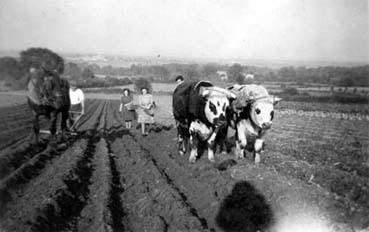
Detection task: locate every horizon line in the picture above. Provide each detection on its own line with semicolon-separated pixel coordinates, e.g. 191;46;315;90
0;48;368;68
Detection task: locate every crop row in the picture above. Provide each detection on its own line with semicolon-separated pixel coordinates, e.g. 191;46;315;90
277;101;369;115
0;139;88;231
278;109;369;121
0;99;107;231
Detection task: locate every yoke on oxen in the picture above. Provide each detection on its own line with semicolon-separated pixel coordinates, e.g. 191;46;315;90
229;84;276;112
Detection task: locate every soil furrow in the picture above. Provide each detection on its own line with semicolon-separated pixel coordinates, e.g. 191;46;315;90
0;134;29;151
128;133;212;231
77;138;114;232
30;135;98;232
21;100;106;231
112;135;205;231
0;139;88;231
0;138;79;216
72;99;99;130
106;139;126;232
0;140;48;179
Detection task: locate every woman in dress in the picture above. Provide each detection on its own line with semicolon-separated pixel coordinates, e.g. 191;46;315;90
119;88;135;129
137;87;155;136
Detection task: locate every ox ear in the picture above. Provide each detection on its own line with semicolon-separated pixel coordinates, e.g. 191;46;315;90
199;87;211;98
227;91;237;101
273;96;282;105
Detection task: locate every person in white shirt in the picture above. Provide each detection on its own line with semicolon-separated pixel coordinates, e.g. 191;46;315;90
69;80;85;130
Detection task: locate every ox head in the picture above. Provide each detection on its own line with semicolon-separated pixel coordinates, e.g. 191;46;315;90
249;96;281;129
200;86;236;126
229;84;281;130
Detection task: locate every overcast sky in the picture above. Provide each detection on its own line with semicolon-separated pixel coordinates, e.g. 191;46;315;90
0;0;368;63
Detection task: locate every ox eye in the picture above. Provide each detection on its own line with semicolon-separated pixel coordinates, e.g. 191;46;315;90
271;110;274;120
209;101;217;114
255;108;261;114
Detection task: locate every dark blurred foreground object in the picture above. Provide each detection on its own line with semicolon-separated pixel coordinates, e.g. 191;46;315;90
216;181;274;232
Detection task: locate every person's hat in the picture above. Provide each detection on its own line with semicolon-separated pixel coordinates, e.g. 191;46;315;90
175;75;184;82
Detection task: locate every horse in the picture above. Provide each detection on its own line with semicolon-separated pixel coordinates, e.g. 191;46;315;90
27;68;71;144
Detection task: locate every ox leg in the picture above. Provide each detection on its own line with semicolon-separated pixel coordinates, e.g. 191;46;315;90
189;132;199;163
254;139;264;164
178;135;186;156
220;142;227;155
60;109;70;141
49;111;58;145
49;112;58;135
177;124;187;156
61;109;69;132
207;130;218;162
235;126;247;159
216;126;228;155
32;114;40;144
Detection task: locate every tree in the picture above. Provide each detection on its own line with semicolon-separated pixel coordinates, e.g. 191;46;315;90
64;62;82;79
201;63;218;78
338;76;355;87
130;64;143;75
20;47;64;74
0;57;22;81
183;64;200;81
151;65;169;81
134;77;152;93
227;63;244;84
278;66;296;81
81;68;95;80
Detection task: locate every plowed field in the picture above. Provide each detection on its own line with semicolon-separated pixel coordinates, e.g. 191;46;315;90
0;97;368;232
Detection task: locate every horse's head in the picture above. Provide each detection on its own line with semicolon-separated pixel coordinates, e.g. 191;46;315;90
39;69;70;110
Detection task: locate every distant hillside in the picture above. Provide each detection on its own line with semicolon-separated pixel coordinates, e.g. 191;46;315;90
1;50;367;68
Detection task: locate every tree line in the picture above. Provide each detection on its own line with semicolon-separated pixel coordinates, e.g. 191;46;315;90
68;62;368;86
0;47;368;90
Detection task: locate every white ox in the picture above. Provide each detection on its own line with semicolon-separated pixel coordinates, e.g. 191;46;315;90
227;84;281;164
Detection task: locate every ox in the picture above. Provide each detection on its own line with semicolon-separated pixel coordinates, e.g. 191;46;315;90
227;84;281;164
173;81;236;163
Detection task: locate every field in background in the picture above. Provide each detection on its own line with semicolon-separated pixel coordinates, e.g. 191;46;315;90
0;96;368;231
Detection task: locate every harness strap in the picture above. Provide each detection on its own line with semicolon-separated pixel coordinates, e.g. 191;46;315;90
246;95;274;104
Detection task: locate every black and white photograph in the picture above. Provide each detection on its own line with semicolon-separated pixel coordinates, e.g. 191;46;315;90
0;0;368;231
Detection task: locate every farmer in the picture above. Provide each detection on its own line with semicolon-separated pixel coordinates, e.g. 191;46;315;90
68;80;85;131
119;88;135;129
137;87;155;136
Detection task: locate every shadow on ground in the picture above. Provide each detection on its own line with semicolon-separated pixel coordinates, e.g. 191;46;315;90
216;180;274;232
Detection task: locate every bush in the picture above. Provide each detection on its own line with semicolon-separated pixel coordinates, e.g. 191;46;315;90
20;47;64;74
282;87;299;95
134;77;152;93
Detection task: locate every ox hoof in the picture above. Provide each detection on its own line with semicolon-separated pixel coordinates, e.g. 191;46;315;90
254;153;261;164
189;156;197;163
235;152;244;160
221;151;227;156
235;148;244;160
179;150;185;156
208;157;215;163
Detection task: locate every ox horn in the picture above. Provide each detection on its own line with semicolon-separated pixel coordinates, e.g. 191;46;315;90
273;96;282;105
